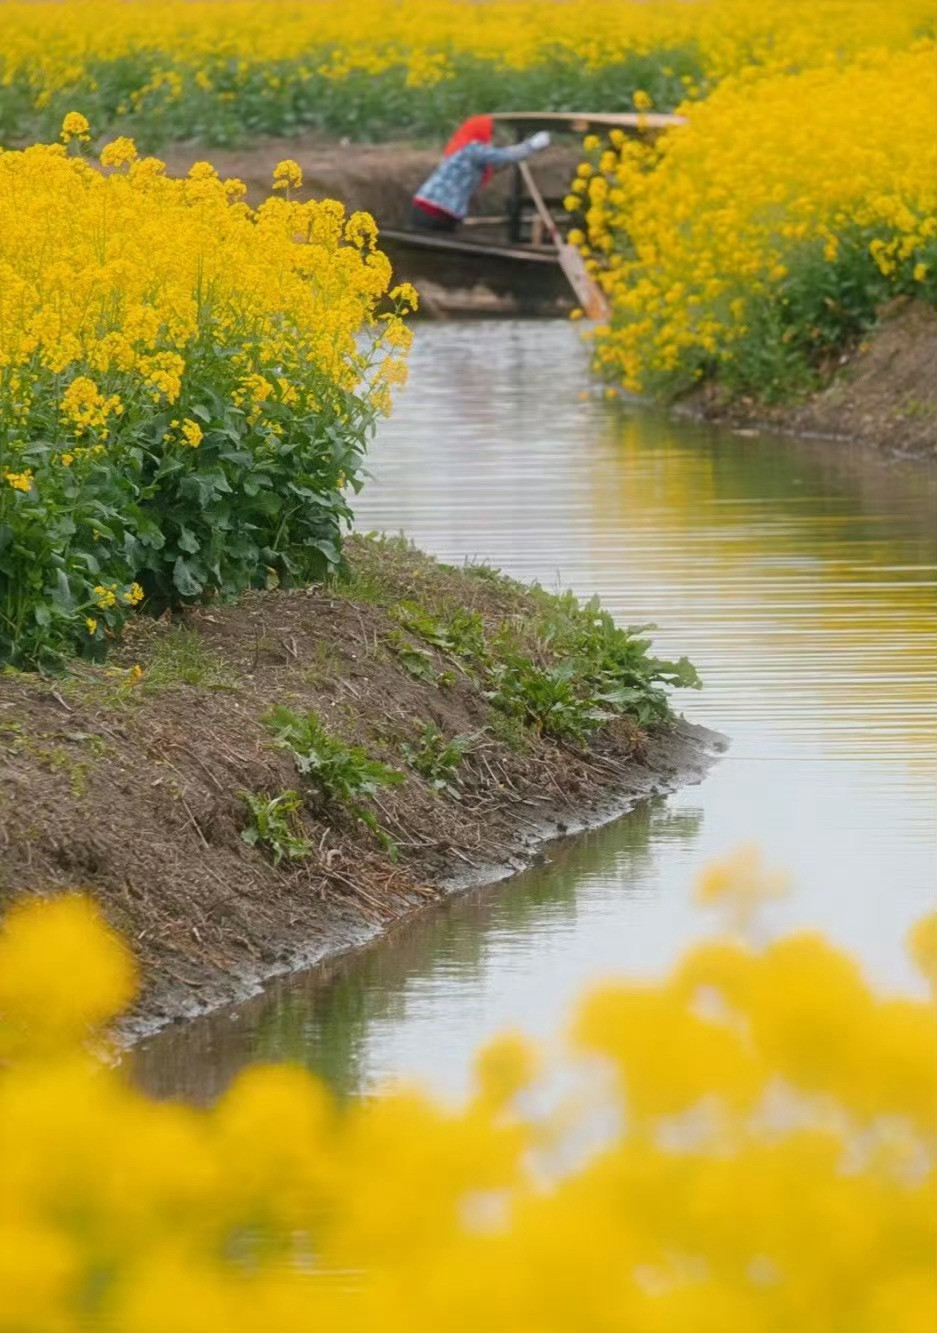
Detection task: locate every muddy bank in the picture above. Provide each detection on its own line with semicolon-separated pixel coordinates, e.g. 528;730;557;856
0;537;721;1039
678;299;937;458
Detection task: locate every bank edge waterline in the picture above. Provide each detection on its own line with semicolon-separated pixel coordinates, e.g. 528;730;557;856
0;534;720;1043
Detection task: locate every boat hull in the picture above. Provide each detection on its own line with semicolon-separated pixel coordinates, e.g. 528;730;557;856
378;228;573;316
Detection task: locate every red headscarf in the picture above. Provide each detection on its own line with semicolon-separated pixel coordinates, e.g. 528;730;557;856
444;114;495;185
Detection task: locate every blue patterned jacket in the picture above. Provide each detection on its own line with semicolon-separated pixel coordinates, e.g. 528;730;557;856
414;140;539;219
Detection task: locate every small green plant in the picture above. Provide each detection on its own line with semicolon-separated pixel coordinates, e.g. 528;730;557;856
486;657;607;742
144;627;235;691
263;704;404;844
462;559;508;584
240;789;313;867
531;593;701;727
395;603;488;665
401;723;480;797
385;630;439;684
486;709;529;753
386;630;458;687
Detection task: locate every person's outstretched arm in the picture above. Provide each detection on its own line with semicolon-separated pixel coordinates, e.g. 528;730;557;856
468;131;551;169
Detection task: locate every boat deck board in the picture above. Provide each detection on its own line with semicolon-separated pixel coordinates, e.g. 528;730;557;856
379;227;560;266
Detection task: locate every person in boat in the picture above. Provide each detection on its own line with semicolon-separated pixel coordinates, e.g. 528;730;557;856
411;115;551;233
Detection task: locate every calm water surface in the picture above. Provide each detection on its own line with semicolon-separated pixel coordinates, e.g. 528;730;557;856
136;321;937;1104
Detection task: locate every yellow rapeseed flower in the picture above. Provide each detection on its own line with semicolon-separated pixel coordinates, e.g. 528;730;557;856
0;894;136;1050
99;136;138;168
0;870;934;1328
60;110;90;142
3;470;33;493
580;45;937;396
272;158;303;191
179;418;204;448
93;583;118;609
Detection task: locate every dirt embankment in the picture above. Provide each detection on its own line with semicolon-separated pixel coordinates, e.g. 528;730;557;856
0;538;721;1039
681;299;937;459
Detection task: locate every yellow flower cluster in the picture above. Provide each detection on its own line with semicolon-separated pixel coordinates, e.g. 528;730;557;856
0;136;401;413
0;0;932;143
1;859;934;1332
0;121;411;666
573;45;937;396
59;109;90;142
1;0;932;85
272;158;303;191
3;469;33;493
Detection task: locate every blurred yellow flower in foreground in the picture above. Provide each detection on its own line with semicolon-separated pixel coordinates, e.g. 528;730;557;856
0;896;137;1054
909;913;937;993
696;843;790;931
0;855;933;1330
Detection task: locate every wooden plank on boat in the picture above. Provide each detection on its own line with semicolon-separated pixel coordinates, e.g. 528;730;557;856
491;110;686;138
378;227;560;266
518;162;610;321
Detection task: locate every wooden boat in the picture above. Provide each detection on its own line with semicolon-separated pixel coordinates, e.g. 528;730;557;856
379;111;684;317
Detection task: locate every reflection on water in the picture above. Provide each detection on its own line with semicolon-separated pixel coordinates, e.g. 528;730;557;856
134;321;937;1105
135;799;703;1103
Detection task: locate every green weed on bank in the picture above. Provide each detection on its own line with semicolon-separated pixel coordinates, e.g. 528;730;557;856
382;564;700;741
263;705;404;845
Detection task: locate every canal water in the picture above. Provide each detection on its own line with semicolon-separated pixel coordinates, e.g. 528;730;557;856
135;320;937;1104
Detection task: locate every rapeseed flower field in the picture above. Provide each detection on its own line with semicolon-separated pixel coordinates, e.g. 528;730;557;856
0;121;413;667
1;858;934;1332
0;0;933;146
572;44;937;399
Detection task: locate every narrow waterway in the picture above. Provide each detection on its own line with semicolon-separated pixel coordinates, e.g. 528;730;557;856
135;321;937;1104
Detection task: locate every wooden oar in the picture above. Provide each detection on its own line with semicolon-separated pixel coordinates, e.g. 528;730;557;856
519;161;610;322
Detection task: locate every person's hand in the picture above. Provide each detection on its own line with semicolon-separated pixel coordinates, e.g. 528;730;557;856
528;130;551;151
